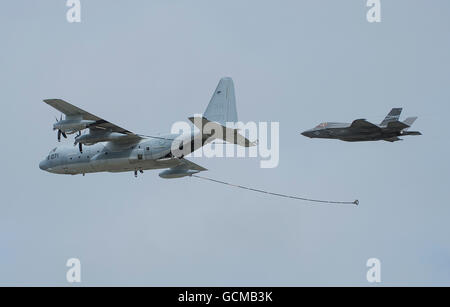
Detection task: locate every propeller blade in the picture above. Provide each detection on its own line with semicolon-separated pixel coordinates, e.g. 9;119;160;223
57;130;61;142
62;131;67;139
79;143;83;153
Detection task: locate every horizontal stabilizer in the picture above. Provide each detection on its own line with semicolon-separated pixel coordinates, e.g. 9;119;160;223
387;120;409;130
189;116;256;147
402;131;422;136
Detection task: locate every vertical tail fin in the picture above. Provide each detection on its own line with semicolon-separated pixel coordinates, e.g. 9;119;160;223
401;116;421;136
188;77;255;147
403;116;417;130
380;108;402;126
204;77;238;125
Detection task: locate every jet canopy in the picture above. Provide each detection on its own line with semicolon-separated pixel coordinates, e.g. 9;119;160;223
315;122;328;129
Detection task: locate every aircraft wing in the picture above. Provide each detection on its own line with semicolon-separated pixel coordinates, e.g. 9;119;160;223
177;158;207;171
43;99;139;136
384;136;402;142
350;119;380;130
44;99;102;120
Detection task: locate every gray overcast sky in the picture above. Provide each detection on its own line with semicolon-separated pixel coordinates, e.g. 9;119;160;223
1;0;449;285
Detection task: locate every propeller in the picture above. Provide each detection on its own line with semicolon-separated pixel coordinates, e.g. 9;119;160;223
74;131;83;153
55;115;67;142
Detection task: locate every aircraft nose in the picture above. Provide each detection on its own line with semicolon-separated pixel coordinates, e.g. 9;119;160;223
301;130;312;138
39;160;47;171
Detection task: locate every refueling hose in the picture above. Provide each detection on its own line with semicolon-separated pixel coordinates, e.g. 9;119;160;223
191;175;359;206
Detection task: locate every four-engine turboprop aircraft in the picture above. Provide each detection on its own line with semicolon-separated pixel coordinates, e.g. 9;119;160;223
39;77;255;178
301;108;422;142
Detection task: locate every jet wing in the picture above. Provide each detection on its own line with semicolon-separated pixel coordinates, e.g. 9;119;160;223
384;136;402;142
43;99;139;136
350;119;380;130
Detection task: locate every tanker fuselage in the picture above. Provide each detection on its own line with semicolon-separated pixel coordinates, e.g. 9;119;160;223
39;135;179;175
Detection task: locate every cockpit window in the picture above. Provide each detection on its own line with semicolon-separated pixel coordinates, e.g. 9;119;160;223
315;122;328;128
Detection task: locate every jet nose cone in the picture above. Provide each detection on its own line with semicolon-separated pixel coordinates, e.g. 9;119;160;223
39;160;47;171
301;130;312;138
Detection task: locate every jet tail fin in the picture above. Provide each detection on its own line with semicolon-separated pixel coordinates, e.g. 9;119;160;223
403;117;418;130
203;77;238;125
401;117;421;135
380;108;402;126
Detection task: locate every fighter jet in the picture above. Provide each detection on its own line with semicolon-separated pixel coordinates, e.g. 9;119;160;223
301;108;421;142
39;77;255;178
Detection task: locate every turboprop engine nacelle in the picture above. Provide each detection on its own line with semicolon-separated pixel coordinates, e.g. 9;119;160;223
75;131;129;145
53;119;96;134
